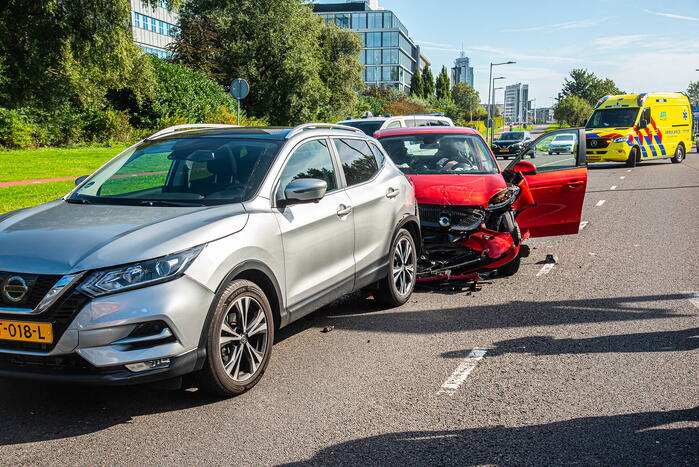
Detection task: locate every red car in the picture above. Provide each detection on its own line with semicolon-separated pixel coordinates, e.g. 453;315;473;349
375;126;588;282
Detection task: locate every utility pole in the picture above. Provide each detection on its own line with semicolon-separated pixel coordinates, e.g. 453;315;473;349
487;61;515;143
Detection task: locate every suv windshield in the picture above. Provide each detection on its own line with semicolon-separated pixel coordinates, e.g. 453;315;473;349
379;133;499;175
586;108;639;129
69;138;282;206
498;132;524;141
340;120;384;136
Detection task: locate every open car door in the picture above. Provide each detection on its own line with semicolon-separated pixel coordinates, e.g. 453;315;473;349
506;128;587;238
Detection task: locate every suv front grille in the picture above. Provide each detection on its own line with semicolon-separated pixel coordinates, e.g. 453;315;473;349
0;272;62;310
586;138;610;149
419;204;485;231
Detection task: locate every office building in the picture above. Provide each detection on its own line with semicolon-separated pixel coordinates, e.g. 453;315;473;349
504;83;529;124
313;1;430;92
130;0;179;59
451;53;474;87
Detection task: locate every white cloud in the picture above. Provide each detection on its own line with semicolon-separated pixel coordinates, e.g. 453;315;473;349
416;40;457;48
644;9;699;21
592;34;649;49
502;17;613;33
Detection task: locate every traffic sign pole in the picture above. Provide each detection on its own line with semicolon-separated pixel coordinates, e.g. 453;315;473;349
230;78;250;126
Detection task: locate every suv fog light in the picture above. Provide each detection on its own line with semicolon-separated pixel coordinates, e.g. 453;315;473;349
125;358;170;373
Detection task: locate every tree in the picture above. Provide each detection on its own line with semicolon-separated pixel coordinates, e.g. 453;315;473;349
435;66;451;100
451;83;480;122
422;66;435;99
409;70;424;98
553;95;593;127
173;0;362;125
0;0;170;112
687;81;699;105
560;69;623;106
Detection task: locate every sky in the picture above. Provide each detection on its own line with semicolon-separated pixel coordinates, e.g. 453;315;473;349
377;0;699;107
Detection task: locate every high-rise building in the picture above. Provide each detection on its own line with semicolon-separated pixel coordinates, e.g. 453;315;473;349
451;52;474;87
504;83;529;124
312;1;429;93
130;0;179;59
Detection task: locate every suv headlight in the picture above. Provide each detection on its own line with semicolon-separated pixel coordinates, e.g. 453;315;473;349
613;137;627;143
487;187;520;211
78;246;204;297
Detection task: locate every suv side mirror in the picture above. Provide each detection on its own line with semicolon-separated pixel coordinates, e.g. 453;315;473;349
282;178;327;206
512;160;537;175
75;175;89;186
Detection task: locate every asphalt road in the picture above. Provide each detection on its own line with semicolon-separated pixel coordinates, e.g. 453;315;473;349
0;150;697;466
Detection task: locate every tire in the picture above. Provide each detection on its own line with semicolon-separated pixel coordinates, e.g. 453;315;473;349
671;144;685;163
198;279;274;397
374;228;417;307
497;256;521;277
626;147;639;167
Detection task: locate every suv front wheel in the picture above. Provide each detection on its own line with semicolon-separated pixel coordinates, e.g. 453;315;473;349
199;279;274;396
374;228;417;307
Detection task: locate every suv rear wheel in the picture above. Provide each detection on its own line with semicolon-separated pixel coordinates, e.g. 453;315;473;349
199;279;274;397
374;228;417;307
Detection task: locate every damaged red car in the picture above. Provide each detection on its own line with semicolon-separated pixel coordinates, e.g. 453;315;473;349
374;126;588;282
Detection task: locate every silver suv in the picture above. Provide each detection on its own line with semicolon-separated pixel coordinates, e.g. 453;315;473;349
0;123;419;396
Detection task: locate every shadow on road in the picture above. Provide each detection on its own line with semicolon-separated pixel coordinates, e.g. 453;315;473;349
283;407;699;466
441;327;699;359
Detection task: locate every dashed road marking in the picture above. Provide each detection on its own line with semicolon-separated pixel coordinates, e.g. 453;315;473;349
620;176;626;179
580;221;589;230
610;186;617;190
438;349;487;395
536;263;556;276
596;200;606;207
627;169;632;172
690;293;699;311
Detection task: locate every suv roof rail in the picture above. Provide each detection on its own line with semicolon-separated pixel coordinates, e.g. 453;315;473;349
146;124;241;140
286;123;365;139
406;112;447;117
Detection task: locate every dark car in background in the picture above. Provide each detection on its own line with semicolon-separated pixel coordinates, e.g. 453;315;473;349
491;131;533;159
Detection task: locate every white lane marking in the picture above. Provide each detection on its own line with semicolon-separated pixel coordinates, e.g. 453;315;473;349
690;292;699;311
627;169;632;172
580;221;589;230
438;349;487;395
536;263;556;276
620;176;626;179
596;200;606;207
610;186;617;190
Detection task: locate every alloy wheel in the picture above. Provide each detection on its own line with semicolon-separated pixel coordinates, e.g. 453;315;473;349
218;295;269;382
392;236;415;296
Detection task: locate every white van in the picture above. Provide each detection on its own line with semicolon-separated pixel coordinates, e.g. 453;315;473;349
339;113;454;136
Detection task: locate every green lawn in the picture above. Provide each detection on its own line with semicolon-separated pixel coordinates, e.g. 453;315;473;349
0;145;128;214
1;181;75;214
0;145;127;182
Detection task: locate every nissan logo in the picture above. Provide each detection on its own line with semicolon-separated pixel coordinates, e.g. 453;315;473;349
3;276;29;303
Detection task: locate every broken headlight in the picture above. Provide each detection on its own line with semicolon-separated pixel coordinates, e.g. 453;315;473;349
487;187;520;211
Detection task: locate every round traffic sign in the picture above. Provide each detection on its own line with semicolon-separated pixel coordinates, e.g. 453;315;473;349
230;78;250;100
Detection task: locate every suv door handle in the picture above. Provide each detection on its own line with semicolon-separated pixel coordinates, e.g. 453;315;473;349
386;188;400;199
337;205;353;217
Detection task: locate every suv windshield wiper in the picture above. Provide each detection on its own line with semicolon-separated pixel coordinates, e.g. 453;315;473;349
139;200;205;207
65;197;93;205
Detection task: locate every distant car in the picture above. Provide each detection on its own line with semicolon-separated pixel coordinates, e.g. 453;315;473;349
491;131;533;159
0;123;419;396
339;114;454;136
548;134;576;154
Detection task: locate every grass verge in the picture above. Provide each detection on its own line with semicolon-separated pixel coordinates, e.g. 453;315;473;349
1;181;75;214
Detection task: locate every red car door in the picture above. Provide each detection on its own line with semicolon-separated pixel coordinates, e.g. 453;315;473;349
507;128;588;238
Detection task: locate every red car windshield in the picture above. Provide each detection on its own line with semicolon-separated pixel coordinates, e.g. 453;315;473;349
379;133;499;175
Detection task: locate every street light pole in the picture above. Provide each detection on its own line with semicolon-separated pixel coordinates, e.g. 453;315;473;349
486;61;515;143
490;76;506;143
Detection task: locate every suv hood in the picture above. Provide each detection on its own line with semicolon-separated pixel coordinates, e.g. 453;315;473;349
407;174;507;207
494;139;523;144
0;201;249;275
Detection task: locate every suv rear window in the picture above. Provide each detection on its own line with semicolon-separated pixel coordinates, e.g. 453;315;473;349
333;138;379;186
340;120;384;136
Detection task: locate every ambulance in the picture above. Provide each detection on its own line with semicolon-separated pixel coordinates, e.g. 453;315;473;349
585;93;693;166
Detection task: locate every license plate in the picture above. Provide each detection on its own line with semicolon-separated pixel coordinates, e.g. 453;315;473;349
501;149;509;153
0;320;53;344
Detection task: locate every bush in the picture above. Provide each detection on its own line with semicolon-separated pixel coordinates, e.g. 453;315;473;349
0;108;36;148
383;99;427;116
82;109;132;143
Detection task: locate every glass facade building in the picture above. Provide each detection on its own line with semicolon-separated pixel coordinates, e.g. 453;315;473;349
313;2;428;93
451;53;474;87
504;83;529;124
130;0;179;58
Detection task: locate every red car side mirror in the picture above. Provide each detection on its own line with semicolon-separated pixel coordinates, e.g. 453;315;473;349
512;160;537;175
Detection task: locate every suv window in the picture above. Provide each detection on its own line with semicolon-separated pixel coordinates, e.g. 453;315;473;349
385;120;402;129
334;138;379;186
520;130;579;172
279;139;338;193
369;142;385;166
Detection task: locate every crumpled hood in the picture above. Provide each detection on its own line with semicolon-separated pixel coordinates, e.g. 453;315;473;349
0;201;249;275
407;174;507;208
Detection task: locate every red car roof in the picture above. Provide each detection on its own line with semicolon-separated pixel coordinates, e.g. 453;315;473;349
374;126;482;139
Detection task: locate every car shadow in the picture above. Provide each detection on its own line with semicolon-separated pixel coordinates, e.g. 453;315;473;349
282;407;699;465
